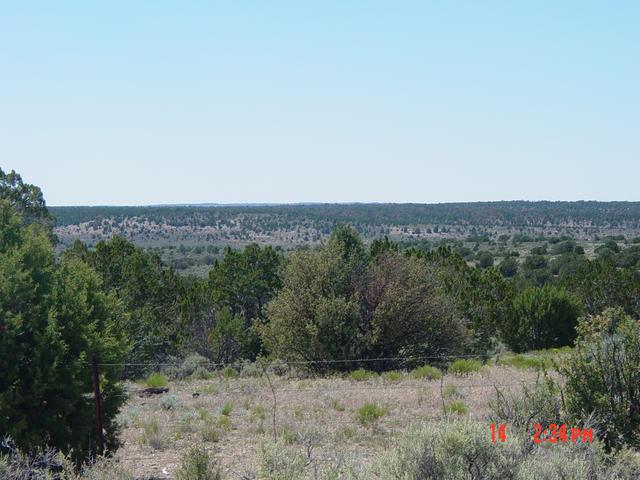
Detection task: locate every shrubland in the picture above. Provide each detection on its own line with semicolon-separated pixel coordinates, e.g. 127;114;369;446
2;167;640;477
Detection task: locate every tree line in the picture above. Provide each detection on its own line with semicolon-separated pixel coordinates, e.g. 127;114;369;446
51;200;640;229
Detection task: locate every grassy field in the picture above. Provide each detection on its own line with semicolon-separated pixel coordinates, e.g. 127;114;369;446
114;363;546;478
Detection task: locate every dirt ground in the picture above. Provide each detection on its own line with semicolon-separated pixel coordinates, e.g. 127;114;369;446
114;365;542;478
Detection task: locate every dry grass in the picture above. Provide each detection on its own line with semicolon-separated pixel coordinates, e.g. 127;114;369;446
115;365;541;478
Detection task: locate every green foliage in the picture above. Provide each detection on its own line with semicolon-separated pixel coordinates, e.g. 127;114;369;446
426;248;513;354
146;372;168;388
208;243;284;358
256;438;307;480
559;259;640;319
444;401;469;415
505;285;581;352
160;395;181;411
71;236;184;372
50;202;640;232
549;252;588;279
199;417;220;443
522;254;550;286
382;370;403;382
138;418;166;449
262;228;468;371
216;415;232;431
498;256;518;277
562;308;640;450
180;353;211;378
220;402;233;416
448;359;482;375
369;235;399;258
175;446;222;480
496;353;552;370
356;403;386;426
208;306;248;364
477;251;494;269
552;239;580;255
410;365;442;380
348;369;377;381
0;201;127;462
0;168;52;227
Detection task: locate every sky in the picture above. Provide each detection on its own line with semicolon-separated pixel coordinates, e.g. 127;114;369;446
1;1;639;206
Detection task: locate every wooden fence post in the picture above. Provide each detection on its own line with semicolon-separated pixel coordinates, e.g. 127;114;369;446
91;353;105;456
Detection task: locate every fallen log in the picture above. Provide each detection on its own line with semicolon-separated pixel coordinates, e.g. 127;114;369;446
137;387;169;397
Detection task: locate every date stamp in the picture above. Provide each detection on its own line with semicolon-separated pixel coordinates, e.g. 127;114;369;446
490;423;593;444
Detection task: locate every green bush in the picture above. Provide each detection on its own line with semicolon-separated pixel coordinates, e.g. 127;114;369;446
562;308;640;450
505;285;581;352
366;419;640;480
382;370;403;381
160;395;181;411
199;417;220;443
356;403;386;426
146;372;168;388
256;439;307;480
179;353;211;378
220;402;233;416
261;227;469;372
175;446;222;480
410;365;442;380
349;368;377;381
448;359;482;375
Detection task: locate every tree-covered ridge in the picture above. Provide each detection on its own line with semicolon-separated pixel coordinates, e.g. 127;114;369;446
51;200;640;229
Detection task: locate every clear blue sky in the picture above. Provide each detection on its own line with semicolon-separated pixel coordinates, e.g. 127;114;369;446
1;1;638;205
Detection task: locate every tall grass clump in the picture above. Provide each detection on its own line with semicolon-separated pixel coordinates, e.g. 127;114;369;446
448;359;482;375
410;365;442;380
220;402;233;416
348;369;377;381
356;403;386;426
382;370;403;382
146;372;168;388
138;418;167;449
496;354;552;370
175;446;222;480
444;401;469;416
256;439;307;480
221;367;238;379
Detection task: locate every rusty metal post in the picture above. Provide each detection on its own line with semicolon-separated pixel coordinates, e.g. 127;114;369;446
91;353;105;456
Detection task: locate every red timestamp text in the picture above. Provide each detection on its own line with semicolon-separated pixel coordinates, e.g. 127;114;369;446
532;423;593;444
490;423;593;444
